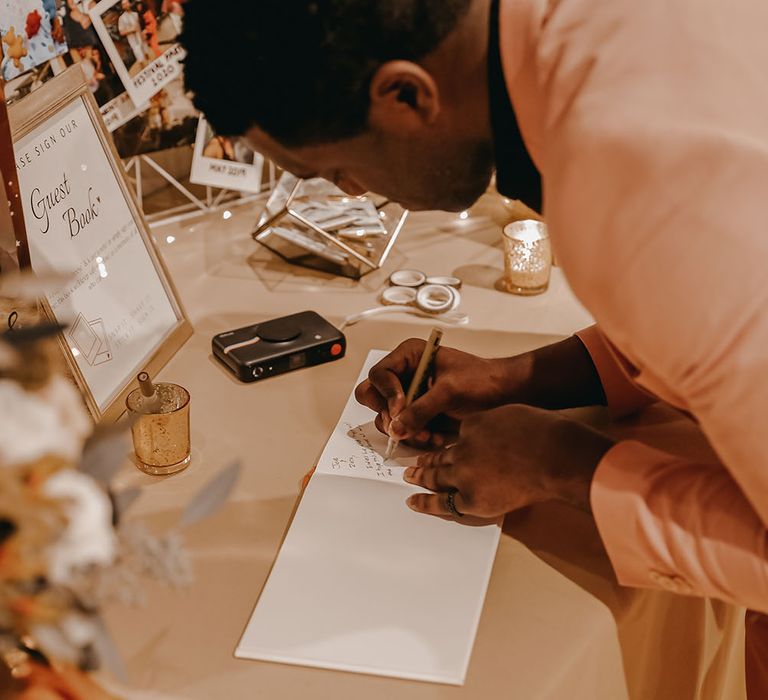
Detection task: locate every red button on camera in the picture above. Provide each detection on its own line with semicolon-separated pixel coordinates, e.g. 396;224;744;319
330;343;343;357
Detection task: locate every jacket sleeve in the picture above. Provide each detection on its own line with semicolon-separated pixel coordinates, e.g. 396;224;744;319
574;327;768;610
591;440;768;611
576;326;657;418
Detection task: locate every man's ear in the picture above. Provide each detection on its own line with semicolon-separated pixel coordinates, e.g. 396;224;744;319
368;60;441;132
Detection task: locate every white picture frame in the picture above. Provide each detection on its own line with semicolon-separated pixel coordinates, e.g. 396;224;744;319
100;90;146;132
88;0;183;107
9;65;192;422
190;116;265;194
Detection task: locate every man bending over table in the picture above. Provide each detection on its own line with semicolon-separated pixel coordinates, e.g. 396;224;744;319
180;0;768;694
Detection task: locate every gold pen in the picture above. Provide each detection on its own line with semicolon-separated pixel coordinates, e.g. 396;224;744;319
384;327;444;462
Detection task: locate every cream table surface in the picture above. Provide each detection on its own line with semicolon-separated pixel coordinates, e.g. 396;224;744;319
106;195;746;700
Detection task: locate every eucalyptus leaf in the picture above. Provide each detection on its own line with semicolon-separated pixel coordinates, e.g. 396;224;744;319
0;270;74;300
179;461;241;529
1;322;66;346
79;419;134;486
111;487;142;524
90;617;128;683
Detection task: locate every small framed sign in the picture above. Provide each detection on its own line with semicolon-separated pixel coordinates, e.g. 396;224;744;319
9;65;192;422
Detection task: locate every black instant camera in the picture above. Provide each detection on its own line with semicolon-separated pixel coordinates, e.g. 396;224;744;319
212;311;346;383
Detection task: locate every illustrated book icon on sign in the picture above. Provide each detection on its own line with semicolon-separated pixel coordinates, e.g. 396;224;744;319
68;313;113;366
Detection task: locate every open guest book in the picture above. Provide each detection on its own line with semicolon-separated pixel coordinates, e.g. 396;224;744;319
236;350;501;685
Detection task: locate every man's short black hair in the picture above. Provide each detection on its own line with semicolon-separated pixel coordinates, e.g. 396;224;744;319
180;0;471;146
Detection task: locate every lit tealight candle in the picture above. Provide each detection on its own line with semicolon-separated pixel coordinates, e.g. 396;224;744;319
502;220;552;296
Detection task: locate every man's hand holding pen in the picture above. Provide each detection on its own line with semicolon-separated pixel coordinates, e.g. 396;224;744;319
355;338;523;450
355;338;615;521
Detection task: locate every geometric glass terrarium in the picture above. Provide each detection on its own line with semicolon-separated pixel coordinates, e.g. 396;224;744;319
253;174;408;279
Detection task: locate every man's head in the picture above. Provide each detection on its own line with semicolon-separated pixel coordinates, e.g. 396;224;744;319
121;0;131;11
181;0;494;211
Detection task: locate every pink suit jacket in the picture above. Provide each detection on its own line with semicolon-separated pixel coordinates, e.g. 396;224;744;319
500;0;768;611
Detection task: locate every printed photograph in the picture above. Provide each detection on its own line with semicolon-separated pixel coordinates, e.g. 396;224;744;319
201;123;256;165
0;0;68;81
111;71;197;157
61;0;142;112
60;0;162;127
2;55;59;103
90;0;185;107
190;117;265;193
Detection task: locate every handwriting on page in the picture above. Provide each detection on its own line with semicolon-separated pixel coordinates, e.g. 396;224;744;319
329;423;396;480
322;421;419;483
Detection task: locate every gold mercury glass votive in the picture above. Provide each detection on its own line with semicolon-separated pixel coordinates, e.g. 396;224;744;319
502;220;552;296
126;383;191;475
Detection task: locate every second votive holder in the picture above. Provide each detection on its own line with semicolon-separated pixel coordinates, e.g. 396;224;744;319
502;220;552;296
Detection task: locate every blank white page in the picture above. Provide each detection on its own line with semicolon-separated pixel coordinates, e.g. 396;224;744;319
236;351;501;685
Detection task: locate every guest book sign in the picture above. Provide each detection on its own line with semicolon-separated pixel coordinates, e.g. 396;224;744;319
237;350;501;685
9;66;191;422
